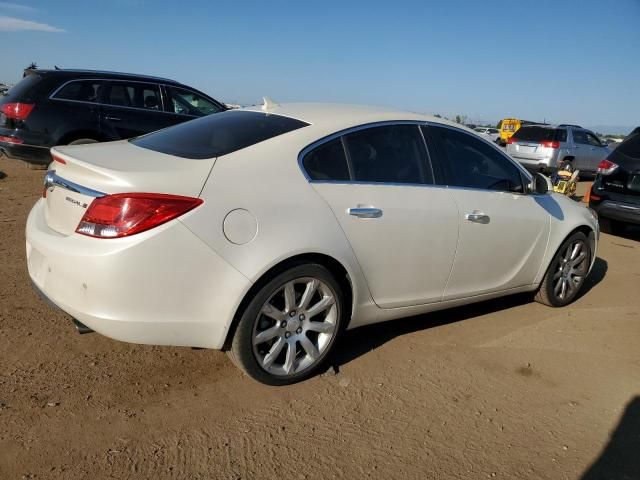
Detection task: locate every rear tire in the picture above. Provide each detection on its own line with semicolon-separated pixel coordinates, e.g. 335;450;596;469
228;263;345;385
535;231;591;307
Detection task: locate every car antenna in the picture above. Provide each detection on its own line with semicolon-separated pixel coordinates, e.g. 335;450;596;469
262;97;279;111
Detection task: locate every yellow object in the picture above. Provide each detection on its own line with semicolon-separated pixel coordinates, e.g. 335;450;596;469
552;170;579;197
499;118;538;143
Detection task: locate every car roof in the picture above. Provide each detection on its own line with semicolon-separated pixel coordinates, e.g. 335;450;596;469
32;69;182;85
242;102;469;136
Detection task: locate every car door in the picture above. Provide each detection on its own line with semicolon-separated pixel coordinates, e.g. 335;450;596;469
423;124;550;300
570;129;592;171
304;124;459;308
48;79;104;142
100;81;175;140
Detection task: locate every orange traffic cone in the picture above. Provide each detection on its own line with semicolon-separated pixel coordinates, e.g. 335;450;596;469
583;183;592;203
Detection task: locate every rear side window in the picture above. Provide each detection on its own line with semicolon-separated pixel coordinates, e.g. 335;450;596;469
572;130;589;145
104;82;161;110
426;125;524;193
343;125;432;184
303;138;350;181
52;80;104;103
514;126;564;142
131;110;309;159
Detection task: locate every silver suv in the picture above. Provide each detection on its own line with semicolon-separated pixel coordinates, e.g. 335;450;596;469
506;124;610;175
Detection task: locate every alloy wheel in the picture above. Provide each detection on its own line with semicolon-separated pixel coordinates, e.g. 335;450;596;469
252;277;338;377
553;239;589;301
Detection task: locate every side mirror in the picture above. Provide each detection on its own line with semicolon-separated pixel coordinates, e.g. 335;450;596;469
531;172;551;194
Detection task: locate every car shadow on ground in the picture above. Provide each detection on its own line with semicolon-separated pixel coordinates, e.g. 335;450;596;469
331;257;607;370
612;225;640;242
580;396;640;480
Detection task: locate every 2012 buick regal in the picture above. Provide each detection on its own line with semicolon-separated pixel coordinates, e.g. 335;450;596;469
26;102;599;385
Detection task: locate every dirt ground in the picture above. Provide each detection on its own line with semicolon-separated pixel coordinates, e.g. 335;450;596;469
1;154;639;480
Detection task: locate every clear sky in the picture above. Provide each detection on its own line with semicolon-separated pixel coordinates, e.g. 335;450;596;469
1;0;638;133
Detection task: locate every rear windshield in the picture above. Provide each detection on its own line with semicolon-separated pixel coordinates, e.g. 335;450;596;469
4;74;42;99
514;126;565;142
131;110;309;159
615;130;640;159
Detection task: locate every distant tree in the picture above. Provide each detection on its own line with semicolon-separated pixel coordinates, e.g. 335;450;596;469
455;115;467;124
434;113;442;118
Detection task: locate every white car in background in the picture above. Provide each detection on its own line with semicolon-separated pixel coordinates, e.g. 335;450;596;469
474;127;501;143
26;102;598;385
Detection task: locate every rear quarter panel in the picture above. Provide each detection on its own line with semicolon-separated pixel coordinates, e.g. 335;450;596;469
179;133;377;328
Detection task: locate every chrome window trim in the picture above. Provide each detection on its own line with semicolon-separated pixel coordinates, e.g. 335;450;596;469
298;119;532;194
44;170;105;198
298;120;435;185
48;78;222;117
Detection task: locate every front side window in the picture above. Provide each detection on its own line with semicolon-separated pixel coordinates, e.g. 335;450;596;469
132;110;308;159
303;138;350;181
426;125;524;193
53;80;103;103
166;86;222;116
586;132;602;147
343;125;432;184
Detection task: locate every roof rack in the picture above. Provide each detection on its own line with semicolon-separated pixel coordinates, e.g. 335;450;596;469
37;68;177;83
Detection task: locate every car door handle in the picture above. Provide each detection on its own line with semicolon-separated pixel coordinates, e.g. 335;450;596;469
104;116;121;122
465;212;490;224
348;207;382;218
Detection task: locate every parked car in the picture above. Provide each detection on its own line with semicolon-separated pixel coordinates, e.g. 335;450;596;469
0;69;226;165
589;127;640;233
506;124;610;175
474;127;500;143
498;118;539;145
26;103;598;385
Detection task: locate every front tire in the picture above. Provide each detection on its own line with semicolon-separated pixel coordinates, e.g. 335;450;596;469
228;264;345;385
535;231;591;307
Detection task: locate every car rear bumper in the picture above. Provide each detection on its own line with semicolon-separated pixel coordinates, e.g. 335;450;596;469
0;141;51;165
591;199;640;225
510;154;554;172
26;199;251;349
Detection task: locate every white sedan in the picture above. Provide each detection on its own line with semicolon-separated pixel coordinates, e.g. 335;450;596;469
26;102;599;385
474;127;501;143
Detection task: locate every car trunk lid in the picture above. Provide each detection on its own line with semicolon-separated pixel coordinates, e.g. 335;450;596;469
43;140;216;235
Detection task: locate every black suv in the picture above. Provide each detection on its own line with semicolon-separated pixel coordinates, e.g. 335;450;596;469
589;127;640;233
0;69;226;165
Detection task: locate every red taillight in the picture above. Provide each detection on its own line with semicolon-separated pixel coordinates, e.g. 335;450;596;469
76;193;203;239
1;102;35;120
0;135;23;144
51;153;66;164
596;159;618;175
540;140;560;149
507;137;518;144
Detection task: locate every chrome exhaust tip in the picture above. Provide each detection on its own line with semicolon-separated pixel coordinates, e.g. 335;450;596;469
73;318;94;334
